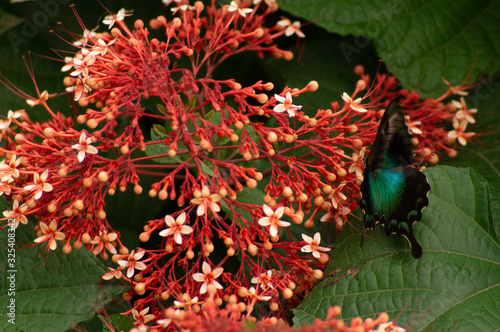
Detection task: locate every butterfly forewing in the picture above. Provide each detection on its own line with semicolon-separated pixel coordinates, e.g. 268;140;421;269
366;101;413;171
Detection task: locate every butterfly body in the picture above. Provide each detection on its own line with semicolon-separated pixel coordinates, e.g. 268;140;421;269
360;101;430;259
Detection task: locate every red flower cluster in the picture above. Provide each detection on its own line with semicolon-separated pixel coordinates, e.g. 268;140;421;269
0;0;476;330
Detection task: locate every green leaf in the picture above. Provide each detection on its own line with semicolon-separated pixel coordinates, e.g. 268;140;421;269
101;313;135;332
0;204;123;331
151;124;169;140
279;0;500;98
292;166;500;331
200;160;215;177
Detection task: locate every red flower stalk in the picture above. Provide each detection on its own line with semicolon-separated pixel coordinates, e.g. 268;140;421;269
0;1;478;330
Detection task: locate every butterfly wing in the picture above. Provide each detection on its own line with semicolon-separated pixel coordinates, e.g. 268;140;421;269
365;101;413;171
360;101;430;259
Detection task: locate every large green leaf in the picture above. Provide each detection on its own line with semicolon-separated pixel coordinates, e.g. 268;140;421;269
0;201;123;332
293;166;500;331
278;0;500;98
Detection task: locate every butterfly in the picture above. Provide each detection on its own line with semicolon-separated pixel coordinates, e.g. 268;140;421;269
359;101;430;259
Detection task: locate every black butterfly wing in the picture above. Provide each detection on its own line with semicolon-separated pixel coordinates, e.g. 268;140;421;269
360;101;430;259
365;101;413;171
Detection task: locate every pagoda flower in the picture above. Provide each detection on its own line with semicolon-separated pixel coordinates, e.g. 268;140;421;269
0;182;11;196
192;261;224;294
117;250;147;278
0;110;22;130
85;38;116;57
258;204;290;237
159;212;193;244
0;154;22;183
442;78;469;96
404;115;423;135
246;286;271;301
452;97;477;124
102;267;123;281
330;182;347;209
3;199;29;229
72;28;97;47
171;4;195;13
131;307;156;331
26;90;51;107
173;294;199;309
102;8;133;29
341;92;367;113
276;18;305;38
156;318;172;329
71;132;98;162
448;118;475;146
34;220;65;251
273;91;301;117
348;148;366;179
190;186;222;216
226;1;253;17
23;170;53;200
320;206;351;231
162;0;182;5
90;231;118;255
301;232;331;259
251;270;274;290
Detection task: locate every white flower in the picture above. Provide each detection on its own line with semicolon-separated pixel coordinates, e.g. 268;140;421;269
192;262;224;294
102;8;133;28
251;270;274;290
162;0;182;5
89;38;116;57
190;186;222;216
71;132;98;162
0;154;22;183
348;148;365;179
159;212;193;244
247;286;271;301
448;118;475;146
23;170;53;200
273;92;301;117
258;204;290;237
452;97;477;124
117;250;147;278
171;4;195;13
341;92;367;113
102;267;123;280
301;232;330;259
0;110;22;130
173;295;199;308
277;18;305;38
34;220;65;251
132;307;155;331
27;90;50;107
227;1;253;17
73;28;97;47
404;115;422;135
